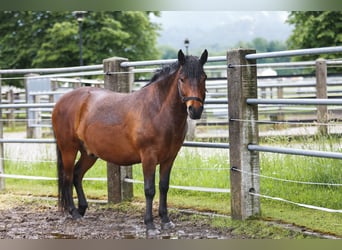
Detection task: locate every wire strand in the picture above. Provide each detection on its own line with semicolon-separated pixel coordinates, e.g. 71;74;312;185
250;192;342;213
0;157;55;163
232;168;342;186
230;118;342;127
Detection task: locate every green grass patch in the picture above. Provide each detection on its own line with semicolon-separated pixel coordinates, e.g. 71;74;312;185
209;216;315;239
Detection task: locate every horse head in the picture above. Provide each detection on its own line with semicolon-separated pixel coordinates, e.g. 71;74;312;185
177;49;208;119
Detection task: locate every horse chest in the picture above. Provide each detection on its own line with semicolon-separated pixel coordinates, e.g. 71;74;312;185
136;125;186;159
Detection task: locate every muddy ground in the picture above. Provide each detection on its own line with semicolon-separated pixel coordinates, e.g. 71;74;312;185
0;195;240;239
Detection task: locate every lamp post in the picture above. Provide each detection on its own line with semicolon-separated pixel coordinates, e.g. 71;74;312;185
184;38;190;56
72;11;87;66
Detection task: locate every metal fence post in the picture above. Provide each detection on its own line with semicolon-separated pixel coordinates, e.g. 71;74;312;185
6;89;14;129
227;49;260;220
24;73;41;138
103;57;133;203
316;58;328;135
0;73;4;190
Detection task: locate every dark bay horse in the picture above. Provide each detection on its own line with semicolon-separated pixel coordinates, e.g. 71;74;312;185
52;49;208;233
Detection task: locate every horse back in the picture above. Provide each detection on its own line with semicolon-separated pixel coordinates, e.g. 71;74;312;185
52;86;187;166
52;87;111;142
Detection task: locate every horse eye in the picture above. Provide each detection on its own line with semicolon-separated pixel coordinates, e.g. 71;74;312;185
179;77;185;84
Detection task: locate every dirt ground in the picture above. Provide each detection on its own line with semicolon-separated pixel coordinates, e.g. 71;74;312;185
0;195;239;239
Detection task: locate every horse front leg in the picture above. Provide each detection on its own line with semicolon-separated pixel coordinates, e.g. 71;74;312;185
142;160;158;235
159;163;175;230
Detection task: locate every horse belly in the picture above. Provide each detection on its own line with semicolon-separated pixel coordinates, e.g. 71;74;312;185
83;126;141;166
100;146;141;166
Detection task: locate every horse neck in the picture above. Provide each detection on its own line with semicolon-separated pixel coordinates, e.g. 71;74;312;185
154;70;188;122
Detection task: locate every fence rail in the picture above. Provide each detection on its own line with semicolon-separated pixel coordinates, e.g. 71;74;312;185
0;64;102;75
248;144;342;160
247;98;342;105
245;46;342;59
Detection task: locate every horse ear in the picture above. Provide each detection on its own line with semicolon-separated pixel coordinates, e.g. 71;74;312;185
178;49;186;65
200;49;208;65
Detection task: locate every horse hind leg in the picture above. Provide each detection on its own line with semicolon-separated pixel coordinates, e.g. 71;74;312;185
57;144;81;219
73;148;97;217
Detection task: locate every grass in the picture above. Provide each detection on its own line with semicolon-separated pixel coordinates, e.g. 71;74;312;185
257;134;342;237
1;132;342;238
209;216;314;239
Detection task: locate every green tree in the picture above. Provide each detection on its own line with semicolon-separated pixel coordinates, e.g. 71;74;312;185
0;11;160;70
236;37;289;63
158;45;178;59
33;21;79;67
286;11;342;61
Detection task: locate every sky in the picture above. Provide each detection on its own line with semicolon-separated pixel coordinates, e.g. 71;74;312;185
150;11;294;53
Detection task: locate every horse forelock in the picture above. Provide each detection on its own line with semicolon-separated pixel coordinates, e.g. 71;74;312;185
181;56;204;79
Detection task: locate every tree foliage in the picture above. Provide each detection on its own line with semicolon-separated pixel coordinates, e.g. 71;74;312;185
237;37;289;63
159;45;178;59
286;11;342;61
0;11;161;69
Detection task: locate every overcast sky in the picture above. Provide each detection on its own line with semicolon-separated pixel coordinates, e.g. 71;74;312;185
150;11;293;52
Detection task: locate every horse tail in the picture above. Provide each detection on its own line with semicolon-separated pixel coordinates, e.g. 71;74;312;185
56;144;67;212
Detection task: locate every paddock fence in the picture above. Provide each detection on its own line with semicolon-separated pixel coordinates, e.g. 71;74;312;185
0;46;341;220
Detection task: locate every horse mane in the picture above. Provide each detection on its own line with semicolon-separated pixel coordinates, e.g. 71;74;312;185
144;55;204;88
143;61;179;88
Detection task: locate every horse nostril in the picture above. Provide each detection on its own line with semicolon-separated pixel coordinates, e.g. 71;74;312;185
187;105;203;120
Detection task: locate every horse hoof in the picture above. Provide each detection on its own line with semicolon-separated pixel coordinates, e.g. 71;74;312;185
72;214;83;220
78;205;88;217
146;228;160;237
71;209;83;220
161;221;175;230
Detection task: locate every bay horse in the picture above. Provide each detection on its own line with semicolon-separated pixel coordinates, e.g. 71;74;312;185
52;49;208;234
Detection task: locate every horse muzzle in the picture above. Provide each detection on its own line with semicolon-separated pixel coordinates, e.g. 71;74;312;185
187;104;203;120
182;96;204;120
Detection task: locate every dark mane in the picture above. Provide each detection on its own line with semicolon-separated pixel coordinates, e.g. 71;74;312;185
144;61;179;88
144;55;204;88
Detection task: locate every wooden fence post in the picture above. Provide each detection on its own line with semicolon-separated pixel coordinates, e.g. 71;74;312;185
227;49;260;220
103;57;133;203
316;58;328;135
